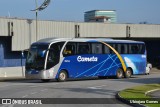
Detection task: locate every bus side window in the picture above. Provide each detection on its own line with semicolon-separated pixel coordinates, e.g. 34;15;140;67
118;44;128;54
109;43;116;54
104;45;110;54
63;42;76;56
117;44;121;54
103;43;115;54
50;42;64;52
77;42;90;54
139;44;145;54
129;44;139;54
92;43;102;54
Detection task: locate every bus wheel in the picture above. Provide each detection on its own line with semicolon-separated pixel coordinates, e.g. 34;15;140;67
41;79;50;82
124;68;132;78
116;68;124;79
58;70;68;82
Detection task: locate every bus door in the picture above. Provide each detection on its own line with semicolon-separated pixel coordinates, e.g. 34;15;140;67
46;42;64;70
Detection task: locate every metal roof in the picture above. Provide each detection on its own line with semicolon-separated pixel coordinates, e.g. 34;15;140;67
85;10;116;13
34;38;144;44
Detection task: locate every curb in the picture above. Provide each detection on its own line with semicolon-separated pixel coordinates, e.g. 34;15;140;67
145;89;160;96
0;77;26;82
116;92;146;107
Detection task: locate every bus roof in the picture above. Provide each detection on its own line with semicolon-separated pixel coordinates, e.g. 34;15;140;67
35;37;145;44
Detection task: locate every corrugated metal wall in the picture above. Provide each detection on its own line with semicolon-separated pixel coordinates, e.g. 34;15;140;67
0;18;9;36
0;17;160;51
11;18;30;50
36;21;75;39
78;23;126;38
128;24;160;38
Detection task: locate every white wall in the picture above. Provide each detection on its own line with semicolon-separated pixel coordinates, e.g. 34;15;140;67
0;66;25;77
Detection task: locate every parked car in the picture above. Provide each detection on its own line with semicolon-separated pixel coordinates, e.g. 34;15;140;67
146;63;152;75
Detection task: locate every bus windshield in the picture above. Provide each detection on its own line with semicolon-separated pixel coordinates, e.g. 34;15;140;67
26;44;49;70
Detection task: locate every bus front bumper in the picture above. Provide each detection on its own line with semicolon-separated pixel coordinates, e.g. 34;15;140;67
25;70;55;80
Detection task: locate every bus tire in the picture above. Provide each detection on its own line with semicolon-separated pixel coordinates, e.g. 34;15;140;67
124;68;132;78
41;79;50;82
58;70;68;82
116;68;124;79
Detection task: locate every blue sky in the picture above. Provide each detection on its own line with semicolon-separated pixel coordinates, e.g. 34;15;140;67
0;0;160;24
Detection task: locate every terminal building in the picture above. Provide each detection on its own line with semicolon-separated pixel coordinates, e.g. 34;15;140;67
84;10;117;23
0;16;160;77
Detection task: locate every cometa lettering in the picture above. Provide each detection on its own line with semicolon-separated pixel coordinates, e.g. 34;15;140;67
77;56;98;62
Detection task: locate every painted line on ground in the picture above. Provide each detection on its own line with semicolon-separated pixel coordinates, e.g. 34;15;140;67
30;92;38;95
22;95;28;98
145;88;160;96
21;89;48;98
28;83;60;88
88;85;107;89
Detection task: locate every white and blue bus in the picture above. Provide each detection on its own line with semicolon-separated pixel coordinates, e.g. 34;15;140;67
25;38;146;82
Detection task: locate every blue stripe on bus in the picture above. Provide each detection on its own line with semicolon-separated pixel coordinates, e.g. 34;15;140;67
57;54;122;78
